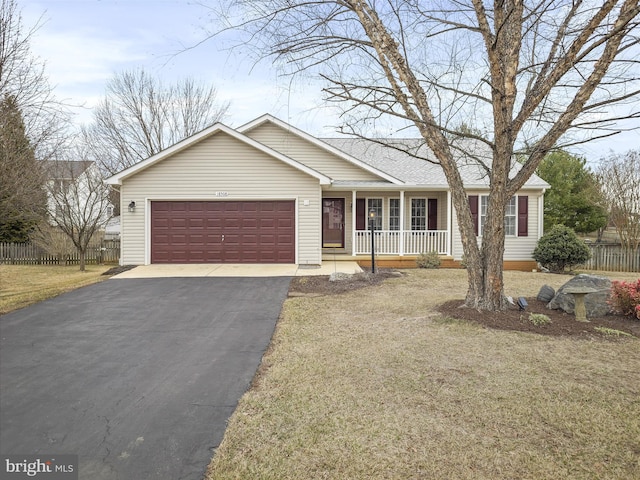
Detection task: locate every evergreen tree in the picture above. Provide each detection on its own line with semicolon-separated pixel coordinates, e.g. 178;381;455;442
0;94;47;241
537;151;607;234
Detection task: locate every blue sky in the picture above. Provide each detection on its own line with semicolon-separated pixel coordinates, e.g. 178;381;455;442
21;0;639;161
21;0;340;133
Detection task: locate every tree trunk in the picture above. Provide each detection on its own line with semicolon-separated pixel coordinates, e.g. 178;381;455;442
464;225;508;311
79;248;86;272
461;181;509;311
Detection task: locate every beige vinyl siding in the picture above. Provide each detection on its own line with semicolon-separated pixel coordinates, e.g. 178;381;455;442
246;123;384;182
451;191;541;260
120;131;321;265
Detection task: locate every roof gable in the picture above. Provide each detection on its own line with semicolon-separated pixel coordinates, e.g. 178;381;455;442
239;114;403;185
106;123;331;185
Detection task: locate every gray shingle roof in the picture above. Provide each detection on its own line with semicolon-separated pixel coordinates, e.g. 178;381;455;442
321;138;549;188
44;160;94;179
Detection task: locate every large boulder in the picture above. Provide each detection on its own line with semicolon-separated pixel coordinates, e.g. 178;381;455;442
537;285;556;303
547;274;612;316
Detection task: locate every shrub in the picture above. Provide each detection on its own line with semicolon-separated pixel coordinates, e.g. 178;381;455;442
609;279;640;320
416;251;441;269
594;326;633;337
529;313;552;326
532;225;591;273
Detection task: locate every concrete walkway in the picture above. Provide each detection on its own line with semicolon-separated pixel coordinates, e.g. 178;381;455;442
112;261;362;279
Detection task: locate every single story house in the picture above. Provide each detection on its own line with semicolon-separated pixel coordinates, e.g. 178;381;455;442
106;114;549;270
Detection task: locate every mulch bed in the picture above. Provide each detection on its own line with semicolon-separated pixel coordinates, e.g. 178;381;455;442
288;272;639;339
289;270;400;295
102;265;137;276
437;298;640;339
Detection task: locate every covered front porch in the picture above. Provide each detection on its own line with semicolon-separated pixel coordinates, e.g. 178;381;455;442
322;189;453;257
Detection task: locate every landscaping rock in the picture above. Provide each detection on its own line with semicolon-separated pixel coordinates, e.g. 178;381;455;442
537;285;556;303
329;272;353;282
547;274;612;316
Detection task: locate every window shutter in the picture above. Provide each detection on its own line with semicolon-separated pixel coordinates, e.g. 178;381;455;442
518;196;528;237
468;195;479;236
356;199;366;230
428;198;438;230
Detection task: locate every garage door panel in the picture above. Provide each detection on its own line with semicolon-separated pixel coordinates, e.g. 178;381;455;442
151;201;295;263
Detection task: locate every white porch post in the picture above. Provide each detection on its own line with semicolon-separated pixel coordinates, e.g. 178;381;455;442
399;190;405;256
538;191;545;238
352;190;357;256
447;189;452;256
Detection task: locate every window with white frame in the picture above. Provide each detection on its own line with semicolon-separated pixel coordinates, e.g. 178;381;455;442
411;198;426;230
389;198;400;231
367;198;383;230
480;196;516;236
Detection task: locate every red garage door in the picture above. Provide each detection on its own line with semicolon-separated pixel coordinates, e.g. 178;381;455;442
151;201;295;264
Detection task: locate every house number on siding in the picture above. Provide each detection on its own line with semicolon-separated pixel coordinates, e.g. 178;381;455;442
215;191;229;197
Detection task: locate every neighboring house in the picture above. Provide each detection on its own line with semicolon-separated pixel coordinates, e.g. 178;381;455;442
104;216;121;239
46;160;113;227
106;114;549;269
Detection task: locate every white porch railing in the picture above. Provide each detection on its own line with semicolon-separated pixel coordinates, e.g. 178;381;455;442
354;230;449;255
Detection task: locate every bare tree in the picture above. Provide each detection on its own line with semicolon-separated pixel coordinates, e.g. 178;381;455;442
207;0;640;310
82;68;230;175
44;158;112;271
596;150;640;250
0;0;71;160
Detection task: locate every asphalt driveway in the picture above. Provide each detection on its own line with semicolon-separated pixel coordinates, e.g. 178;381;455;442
0;277;291;479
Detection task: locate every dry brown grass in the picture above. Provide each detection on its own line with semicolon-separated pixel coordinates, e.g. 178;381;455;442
207;269;640;480
0;264;111;314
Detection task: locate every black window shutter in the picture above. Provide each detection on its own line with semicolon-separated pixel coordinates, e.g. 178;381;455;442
468;195;479;236
518;196;528;237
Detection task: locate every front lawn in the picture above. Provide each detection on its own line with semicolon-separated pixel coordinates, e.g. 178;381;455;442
206;269;640;480
0;264;111;314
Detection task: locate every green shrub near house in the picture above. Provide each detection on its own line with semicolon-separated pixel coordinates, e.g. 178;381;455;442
533;225;591;273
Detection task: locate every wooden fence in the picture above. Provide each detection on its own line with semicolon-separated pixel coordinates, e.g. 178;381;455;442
0;240;120;265
3;239;636;272
584;244;640;273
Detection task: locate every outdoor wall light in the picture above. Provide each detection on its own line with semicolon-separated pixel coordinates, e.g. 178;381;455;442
128;201;136;213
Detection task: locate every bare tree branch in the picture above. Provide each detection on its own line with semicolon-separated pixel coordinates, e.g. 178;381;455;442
201;0;640;310
81;68;230;177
